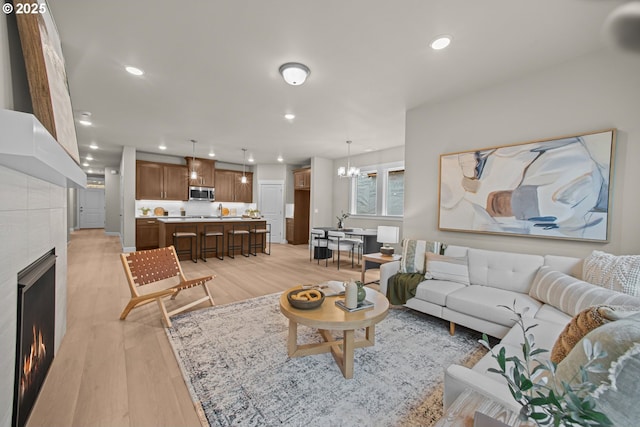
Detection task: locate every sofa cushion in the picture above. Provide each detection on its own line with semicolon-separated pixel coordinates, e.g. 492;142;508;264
446;286;542;327
544;254;583;277
500;316;566;353
414;279;466;306
424;253;470;285
534;304;572;325
583;250;640;297
467;248;544;293
529;266;640;316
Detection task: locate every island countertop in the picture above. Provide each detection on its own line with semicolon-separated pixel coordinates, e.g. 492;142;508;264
157;217;268;259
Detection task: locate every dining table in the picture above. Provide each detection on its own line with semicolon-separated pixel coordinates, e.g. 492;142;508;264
312;227;382;267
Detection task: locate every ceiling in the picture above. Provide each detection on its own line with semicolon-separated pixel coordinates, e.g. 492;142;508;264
47;0;625;176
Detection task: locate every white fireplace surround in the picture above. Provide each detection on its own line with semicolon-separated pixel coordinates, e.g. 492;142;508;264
0;109;84;427
0;109;86;188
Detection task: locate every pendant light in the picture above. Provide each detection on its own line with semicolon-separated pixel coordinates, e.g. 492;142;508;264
241;148;247;184
337;140;360;178
190;139;198;180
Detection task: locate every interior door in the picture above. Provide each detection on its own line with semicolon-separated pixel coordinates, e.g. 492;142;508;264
79;188;105;229
259;183;284;243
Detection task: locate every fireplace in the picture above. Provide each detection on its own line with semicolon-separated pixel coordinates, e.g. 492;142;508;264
13;250;56;427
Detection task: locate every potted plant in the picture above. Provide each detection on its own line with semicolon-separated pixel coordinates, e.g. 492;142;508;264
479;304;613;427
140;207;151;216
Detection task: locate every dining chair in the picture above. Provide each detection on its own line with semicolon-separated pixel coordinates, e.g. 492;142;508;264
344;228;364;264
327;230;356;270
309;228;329;264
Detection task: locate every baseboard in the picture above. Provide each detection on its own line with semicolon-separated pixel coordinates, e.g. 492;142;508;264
104;231;120;237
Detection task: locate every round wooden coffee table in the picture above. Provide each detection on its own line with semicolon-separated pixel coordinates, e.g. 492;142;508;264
279;286;389;379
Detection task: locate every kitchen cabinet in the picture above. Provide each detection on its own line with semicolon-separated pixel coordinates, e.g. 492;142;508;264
136;160;188;200
185;157;215;187
293;168;310;190
286;218;294;243
214;169;253;202
136;218;159;249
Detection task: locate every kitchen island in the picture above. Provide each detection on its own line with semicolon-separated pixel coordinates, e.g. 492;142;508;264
157;217;268;260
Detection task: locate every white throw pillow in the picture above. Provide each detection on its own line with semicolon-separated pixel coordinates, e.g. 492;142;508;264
583;250;640;297
424;253;470;286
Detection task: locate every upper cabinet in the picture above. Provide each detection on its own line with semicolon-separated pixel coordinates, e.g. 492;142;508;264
293;168;311;190
136;160;188;200
185;157;215;187
214;169;253;202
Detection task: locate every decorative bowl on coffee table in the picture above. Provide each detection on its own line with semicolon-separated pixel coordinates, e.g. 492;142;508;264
287;289;325;309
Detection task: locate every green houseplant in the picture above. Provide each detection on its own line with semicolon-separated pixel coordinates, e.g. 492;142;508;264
479;304;612;427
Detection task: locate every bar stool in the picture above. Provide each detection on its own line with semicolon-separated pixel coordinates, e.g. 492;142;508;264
173;225;197;263
249;223;271;256
227;223;250;258
201;224;224;261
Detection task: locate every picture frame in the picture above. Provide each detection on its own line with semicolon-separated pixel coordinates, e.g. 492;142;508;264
438;129;616;242
15;0;80;164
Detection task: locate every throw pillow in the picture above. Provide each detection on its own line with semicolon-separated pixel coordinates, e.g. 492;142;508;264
529;266;640;316
550;305;621;364
424;253;470;286
583;250;640;297
399;240;443;274
555;313;640;426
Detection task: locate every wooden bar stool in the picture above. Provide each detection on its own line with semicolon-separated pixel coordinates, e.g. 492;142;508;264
227;223;250;258
201;224;224;261
249;223;271;256
173;225;198;263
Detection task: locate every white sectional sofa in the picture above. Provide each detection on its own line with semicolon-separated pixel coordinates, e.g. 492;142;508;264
378;245;640;414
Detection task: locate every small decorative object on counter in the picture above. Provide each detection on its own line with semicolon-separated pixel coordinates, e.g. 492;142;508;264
336;210;350;229
140;207;151;216
180;207;186;216
355;281;366;303
344;279;358;309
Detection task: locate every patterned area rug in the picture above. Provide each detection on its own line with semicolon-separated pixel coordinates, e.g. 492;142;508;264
166;294;485;427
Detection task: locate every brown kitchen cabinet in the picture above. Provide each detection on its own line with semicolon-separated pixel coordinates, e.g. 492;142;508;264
286;218;294;243
185;157;215;187
136;160;188;200
293;168;311;190
136;218;160;249
214;169;253;202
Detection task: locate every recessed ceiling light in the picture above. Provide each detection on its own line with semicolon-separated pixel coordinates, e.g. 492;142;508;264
248;155;255;163
82;162;89;167
430;35;452;50
284;113;295;120
86;155;93;160
89;143;98;149
208;151;215;157
277;155;283;162
78;112;92;126
159;144;167;150
125;66;144;76
87;169;93;174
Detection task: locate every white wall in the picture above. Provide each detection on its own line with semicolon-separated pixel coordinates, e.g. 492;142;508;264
120;147;136;251
405;50;640;257
310;157;333;228
104;167;121;234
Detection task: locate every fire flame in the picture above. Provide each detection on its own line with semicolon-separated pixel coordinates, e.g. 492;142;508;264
20;325;47;400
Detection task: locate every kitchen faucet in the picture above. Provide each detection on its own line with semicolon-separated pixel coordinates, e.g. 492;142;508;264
218;203;223;218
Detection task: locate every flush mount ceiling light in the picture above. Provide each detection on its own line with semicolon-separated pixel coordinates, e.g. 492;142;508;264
284;113;295;120
125;66;144;76
78;112;92;126
430;35;452;50
190;139;198;180
337;140;360;179
241;148;248;184
279;62;310;86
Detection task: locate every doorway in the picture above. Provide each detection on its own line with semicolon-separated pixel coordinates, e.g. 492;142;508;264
78;188;105;229
258;182;284;243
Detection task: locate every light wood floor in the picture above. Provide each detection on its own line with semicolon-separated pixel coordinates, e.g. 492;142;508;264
27;229;377;427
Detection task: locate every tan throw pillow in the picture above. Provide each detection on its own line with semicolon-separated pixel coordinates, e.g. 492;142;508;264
550;305;640;364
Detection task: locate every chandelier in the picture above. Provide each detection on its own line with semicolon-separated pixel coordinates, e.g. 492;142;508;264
337;140;360;178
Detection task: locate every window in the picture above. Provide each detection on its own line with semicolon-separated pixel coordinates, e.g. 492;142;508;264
351;162;404;217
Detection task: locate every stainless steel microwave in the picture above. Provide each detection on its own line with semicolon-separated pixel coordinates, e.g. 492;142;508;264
189;186;215;201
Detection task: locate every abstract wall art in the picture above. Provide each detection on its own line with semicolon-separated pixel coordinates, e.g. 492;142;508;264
438;129;616;242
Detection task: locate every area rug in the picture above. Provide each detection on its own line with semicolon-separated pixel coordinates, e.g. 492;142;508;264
166;293;485;427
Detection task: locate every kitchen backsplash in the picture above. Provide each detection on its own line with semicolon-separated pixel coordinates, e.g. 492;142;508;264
135;200;256;217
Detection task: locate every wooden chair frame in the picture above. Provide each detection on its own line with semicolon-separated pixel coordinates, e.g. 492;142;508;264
120;245;215;327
